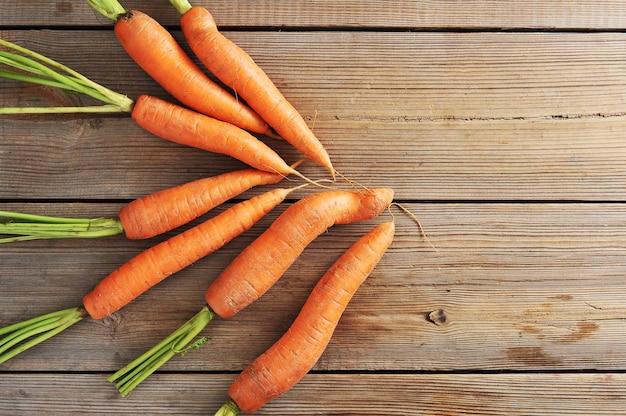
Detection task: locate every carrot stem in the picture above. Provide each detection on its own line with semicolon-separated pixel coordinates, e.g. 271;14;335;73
214;400;241;416
0;307;85;364
0;105;126;114
0;38;133;112
169;0;192;15
84;0;126;20
0;211;124;243
109;305;214;397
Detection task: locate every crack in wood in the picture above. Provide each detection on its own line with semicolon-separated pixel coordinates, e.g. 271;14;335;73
330;112;626;123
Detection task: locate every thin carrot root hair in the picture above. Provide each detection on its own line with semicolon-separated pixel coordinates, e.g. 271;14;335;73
288;158;306;171
291;171;337;190
333;170;371;192
304;178;435;253
316;173;438;253
311;109;318;132
329;167;398;196
393;202;438;252
283;158;341;191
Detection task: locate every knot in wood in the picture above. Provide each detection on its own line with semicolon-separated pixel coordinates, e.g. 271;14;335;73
427;308;448;326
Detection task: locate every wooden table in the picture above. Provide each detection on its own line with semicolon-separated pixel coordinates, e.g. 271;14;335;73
2;1;626;414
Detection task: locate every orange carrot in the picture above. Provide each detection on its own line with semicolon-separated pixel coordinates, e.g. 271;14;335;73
0;167;287;242
216;221;395;415
0;187;297;362
0;37;304;177
170;1;334;176
87;1;272;136
131;95;299;176
85;187;299;319
107;188;393;397
206;188;394;318
119;167;287;239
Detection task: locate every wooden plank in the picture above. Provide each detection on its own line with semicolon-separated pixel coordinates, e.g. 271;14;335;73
5;30;626;121
2;1;626;30
5;115;626;201
2;31;626;200
1;372;626;415
2;202;626;372
2;3;626;415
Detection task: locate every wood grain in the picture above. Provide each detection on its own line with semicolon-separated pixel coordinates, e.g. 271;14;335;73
1;202;625;372
1;373;625;415
2;31;626;200
2;1;626;29
2;1;626;415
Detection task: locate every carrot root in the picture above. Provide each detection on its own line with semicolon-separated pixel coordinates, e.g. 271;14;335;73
0;307;85;364
83;186;299;320
205;188;394;319
108;306;214;397
118;167;286;240
225;221;395;413
178;5;335;176
131;95;295;175
112;9;272;135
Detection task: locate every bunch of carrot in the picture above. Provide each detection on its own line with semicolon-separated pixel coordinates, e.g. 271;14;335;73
0;1;407;414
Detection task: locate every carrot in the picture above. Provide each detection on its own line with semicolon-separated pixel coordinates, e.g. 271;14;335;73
216;221;395;415
118;167;288;240
0;39;305;177
85;186;301;319
0;167;289;243
206;187;394;318
131;95;299;176
86;1;273;136
107;188;393;396
169;0;335;177
0;187;298;363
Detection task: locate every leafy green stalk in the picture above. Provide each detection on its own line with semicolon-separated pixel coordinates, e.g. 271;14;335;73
109;306;214;397
0;210;124;243
84;0;127;21
169;0;193;15
214;400;241;416
0;105;125;114
0;38;133;113
0;307;86;363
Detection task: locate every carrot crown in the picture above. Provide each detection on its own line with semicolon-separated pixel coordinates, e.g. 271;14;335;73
84;0;126;21
169;0;193;15
214;400;241;416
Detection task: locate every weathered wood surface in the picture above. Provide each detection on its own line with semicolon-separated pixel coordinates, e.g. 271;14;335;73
2;1;626;415
3;1;626;29
3;373;626;416
3;30;626;201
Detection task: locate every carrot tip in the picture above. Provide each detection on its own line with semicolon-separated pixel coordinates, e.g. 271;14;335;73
289;158;307;170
